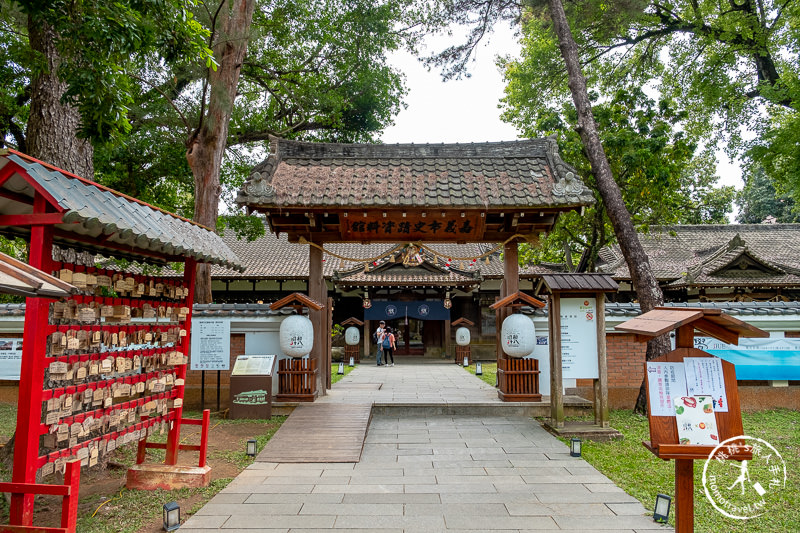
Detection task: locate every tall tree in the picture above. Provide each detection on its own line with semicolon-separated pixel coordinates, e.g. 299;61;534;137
186;0;256;303
503;85;734;269
2;1;213;176
736;165;800;223
422;0;672;410
545;0;670;411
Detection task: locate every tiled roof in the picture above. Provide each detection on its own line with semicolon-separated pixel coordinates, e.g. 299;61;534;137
519;301;800;318
597;224;800;288
211;224;509;280
237;137;594;209
0;151;243;270
334;261;482;287
536;273;619;292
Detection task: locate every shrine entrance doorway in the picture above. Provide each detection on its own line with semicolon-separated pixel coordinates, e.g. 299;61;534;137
237;136;594;398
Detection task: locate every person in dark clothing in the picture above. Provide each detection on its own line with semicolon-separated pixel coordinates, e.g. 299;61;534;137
381;326;396;366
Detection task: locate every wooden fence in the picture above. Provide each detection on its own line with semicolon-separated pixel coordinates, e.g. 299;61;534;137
455;345;471;366
277;358;317;402
497;358;541;402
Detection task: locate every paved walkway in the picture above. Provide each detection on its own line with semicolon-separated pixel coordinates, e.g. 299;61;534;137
182;361;669;532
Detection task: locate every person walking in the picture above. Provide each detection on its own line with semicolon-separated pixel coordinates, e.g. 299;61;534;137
382;326;396;366
374;320;386;366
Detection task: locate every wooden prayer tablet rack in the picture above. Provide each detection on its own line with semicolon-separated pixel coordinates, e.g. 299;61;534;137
616;307;767;532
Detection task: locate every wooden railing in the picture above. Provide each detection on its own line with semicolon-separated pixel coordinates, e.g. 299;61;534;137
498;358;541;402
277;358;317;402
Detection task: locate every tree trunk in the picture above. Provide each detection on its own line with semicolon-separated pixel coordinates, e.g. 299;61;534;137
186;0;256;303
547;0;670;413
26;18;93;178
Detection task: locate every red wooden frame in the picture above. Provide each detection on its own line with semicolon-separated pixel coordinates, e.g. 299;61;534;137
4;184;204;531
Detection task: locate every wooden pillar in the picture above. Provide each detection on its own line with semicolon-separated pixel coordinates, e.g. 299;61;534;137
594;293;609;428
309;245;326;397
676;324;694;349
364;318;371;361
165;258;196;464
11;192;53;524
444;319;451;359
327;296;333;389
675;459;694;533
549;293;564;428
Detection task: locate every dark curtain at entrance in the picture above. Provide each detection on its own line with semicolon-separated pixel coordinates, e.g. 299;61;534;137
364;300;450;321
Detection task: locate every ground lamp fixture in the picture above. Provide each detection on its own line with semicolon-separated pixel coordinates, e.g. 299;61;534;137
653;493;671;523
246;439;258;457
476;362;482;375
163;501;180;531
570;438;582;457
338;362;344;375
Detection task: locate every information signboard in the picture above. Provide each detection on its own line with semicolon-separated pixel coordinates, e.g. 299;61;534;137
560;297;599;379
190;319;230;371
231;354;276;376
0;338;23;380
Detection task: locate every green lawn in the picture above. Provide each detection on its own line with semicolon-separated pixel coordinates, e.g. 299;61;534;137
567;409;799;532
331;362;355;384
463;361;497;387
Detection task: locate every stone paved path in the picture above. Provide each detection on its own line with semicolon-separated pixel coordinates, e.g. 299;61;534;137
181;362;671;532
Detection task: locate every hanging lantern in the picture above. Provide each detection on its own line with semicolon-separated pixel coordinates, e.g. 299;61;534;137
455;327;471;346
279;315;314;357
501;314;535;358
345;327;360;345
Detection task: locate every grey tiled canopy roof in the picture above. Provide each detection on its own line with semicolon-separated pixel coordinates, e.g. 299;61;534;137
597;224;800;288
237;136;594;209
0;152;243;270
212;224;510;279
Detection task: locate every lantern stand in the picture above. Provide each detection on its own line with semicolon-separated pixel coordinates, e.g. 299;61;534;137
270;293;325;402
451;317;475;365
341;317;364;364
489;292;545;402
533;274;620;440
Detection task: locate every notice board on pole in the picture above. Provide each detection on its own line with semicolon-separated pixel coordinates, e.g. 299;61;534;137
560;297;599;379
190;318;230;371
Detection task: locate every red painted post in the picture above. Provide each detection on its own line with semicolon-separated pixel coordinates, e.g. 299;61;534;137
60;460;81;533
675;458;694;533
10;192;54;525
165;258;195;465
198;409;210;467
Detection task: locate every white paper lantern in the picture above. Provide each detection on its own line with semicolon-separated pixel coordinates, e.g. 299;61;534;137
280;315;314;357
345;326;360;345
501;314;536;358
455;327;471;346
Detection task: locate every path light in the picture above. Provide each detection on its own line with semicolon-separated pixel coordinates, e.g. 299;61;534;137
338;362;344;375
653;494;671;523
162;501;180;531
246;439;257;457
570;438;582;457
476;362;482;375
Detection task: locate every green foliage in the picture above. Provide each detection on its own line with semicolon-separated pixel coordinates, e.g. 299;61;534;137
736;165;800;224
567;409;799;532
501;84;733;268
331;323;344;339
9;0;214;144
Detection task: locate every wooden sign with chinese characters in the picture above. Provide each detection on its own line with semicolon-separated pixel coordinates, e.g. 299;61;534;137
340;212;483;242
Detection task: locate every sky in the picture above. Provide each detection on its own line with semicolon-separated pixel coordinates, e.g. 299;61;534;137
380;25;744;193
